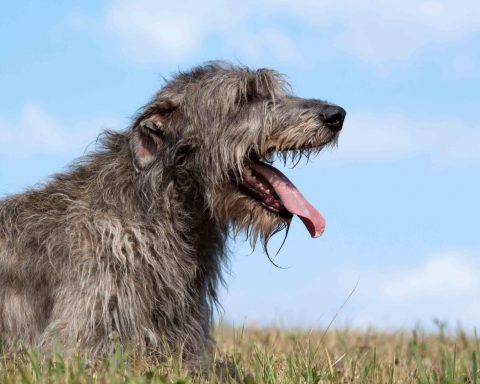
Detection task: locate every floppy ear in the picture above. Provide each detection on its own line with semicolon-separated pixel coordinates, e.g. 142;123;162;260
131;92;181;171
131;114;166;171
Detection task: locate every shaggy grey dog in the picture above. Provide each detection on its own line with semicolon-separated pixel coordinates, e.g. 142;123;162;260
0;63;345;360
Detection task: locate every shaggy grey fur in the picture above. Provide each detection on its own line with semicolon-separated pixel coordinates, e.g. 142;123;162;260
0;62;344;360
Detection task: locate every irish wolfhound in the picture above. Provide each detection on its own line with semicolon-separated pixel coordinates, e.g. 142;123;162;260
0;63;345;360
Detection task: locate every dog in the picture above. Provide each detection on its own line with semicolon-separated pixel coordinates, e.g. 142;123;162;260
0;62;345;361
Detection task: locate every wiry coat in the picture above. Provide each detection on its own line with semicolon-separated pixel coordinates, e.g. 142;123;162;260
0;63;343;358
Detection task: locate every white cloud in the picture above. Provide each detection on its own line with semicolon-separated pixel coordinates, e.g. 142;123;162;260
339;250;480;329
266;0;480;63
320;113;480;166
221;249;480;330
291;0;480;61
100;0;480;64
104;0;244;61
382;252;480;301
233;29;301;63
335;115;417;161
0;105;117;158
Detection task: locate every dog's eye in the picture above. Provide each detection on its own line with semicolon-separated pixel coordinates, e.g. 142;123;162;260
237;91;265;106
236;92;249;105
159;106;177;116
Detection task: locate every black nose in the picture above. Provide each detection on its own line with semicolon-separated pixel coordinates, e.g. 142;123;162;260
320;106;346;132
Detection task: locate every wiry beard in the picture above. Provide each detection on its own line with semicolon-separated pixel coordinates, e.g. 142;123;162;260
264;134;339;167
212;186;290;249
211;122;336;253
210;144;332;264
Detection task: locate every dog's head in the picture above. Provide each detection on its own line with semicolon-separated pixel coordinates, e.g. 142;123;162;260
129;62;345;245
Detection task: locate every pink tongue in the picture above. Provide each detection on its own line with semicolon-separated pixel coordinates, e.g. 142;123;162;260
249;161;326;238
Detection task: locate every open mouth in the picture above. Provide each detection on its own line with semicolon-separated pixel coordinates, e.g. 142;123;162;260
233;158;326;238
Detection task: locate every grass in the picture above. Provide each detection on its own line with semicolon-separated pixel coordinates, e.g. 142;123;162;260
1;326;480;383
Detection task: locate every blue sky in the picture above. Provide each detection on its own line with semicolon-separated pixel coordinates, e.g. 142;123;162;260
1;1;480;332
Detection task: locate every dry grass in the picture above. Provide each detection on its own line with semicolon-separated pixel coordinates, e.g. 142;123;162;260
1;325;480;383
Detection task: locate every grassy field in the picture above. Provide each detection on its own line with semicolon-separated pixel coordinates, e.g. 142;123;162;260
1;326;480;383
